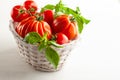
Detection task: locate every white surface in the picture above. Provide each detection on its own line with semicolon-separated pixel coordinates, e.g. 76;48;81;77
0;0;120;80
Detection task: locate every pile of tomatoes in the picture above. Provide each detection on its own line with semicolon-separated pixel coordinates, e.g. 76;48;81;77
11;0;78;45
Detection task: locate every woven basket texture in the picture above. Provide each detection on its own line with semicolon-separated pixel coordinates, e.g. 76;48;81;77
9;20;80;72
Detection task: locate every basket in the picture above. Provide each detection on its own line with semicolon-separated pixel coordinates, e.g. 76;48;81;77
9;20;80;72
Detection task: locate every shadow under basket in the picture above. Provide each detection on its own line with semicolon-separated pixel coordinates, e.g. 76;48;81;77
9;20;80;72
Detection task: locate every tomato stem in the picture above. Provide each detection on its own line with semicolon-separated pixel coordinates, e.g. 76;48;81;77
19;9;25;13
29;8;35;12
36;16;43;21
17;9;25;18
26;10;32;16
34;13;44;21
70;17;75;22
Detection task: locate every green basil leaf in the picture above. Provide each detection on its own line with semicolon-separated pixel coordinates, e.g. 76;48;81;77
81;16;90;24
76;17;84;33
45;46;60;69
55;0;64;13
24;32;41;44
48;41;63;48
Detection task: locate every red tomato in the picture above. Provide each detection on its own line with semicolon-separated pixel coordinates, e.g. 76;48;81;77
11;5;30;22
16;16;52;39
23;0;37;14
41;10;54;26
52;15;78;40
56;33;69;45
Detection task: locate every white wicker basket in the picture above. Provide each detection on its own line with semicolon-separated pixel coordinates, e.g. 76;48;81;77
9;20;80;72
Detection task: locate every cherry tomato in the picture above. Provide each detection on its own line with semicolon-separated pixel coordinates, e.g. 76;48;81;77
52;15;78;40
41;10;54;26
23;0;38;14
11;5;30;22
16;16;52;39
56;33;69;45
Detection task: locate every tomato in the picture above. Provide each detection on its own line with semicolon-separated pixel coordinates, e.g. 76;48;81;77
23;0;38;14
11;5;30;22
56;33;69;45
16;16;52;39
52;15;78;40
41;10;54;26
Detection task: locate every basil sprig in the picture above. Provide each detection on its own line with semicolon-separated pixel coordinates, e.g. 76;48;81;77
41;0;90;33
24;32;62;69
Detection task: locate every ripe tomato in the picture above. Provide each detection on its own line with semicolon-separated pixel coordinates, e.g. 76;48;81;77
11;5;30;22
23;0;38;14
52;15;78;40
56;33;69;45
41;10;54;26
16;16;52;39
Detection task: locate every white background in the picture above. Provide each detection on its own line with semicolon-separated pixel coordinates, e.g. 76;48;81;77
0;0;120;80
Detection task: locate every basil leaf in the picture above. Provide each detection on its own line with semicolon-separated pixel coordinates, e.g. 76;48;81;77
81;16;90;24
55;0;64;13
24;32;41;44
76;17;84;33
45;46;60;69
